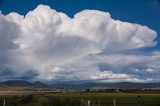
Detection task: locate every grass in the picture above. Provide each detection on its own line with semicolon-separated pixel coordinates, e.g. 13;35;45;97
0;89;160;106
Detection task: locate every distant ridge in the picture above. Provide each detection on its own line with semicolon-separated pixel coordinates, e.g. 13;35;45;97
0;80;160;89
51;82;160;89
0;80;48;88
32;81;49;88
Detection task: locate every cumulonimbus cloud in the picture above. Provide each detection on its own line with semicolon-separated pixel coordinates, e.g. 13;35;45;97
0;5;158;82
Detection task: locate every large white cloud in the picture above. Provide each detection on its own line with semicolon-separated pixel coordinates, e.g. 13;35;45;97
0;5;159;82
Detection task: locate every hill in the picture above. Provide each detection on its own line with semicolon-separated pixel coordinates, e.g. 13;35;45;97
0;80;48;88
1;80;160;89
51;82;160;89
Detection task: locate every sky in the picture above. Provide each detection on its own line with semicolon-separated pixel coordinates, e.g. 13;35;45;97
0;0;160;83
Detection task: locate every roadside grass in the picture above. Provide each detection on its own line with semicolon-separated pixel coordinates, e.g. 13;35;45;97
0;91;160;106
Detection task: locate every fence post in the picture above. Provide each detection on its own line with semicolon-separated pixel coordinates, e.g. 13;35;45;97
3;99;5;106
88;100;91;106
113;99;116;106
80;98;84;106
137;96;141;106
98;99;101;106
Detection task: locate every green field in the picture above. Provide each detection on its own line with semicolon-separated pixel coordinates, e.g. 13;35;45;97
0;89;160;106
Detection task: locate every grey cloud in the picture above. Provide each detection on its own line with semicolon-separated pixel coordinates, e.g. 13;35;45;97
0;13;19;50
0;13;20;65
17;70;39;80
0;65;16;81
0;65;15;76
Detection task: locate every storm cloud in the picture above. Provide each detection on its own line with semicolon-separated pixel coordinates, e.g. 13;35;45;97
0;5;159;82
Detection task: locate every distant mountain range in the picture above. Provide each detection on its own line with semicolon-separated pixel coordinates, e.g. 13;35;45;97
0;80;160;89
50;82;160;89
0;80;48;88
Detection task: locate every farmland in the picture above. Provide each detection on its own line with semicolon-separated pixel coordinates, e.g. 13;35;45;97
0;88;160;106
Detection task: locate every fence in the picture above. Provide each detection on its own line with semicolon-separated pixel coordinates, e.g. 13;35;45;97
1;97;160;106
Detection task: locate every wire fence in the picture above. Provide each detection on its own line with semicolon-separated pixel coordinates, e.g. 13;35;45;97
1;96;160;106
80;99;160;106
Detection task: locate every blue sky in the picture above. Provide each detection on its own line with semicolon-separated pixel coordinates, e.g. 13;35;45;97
0;0;160;83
